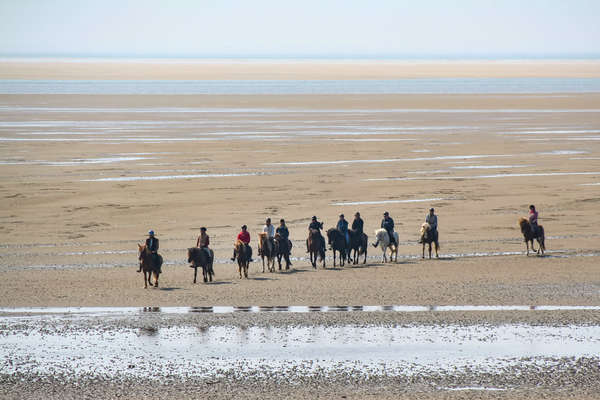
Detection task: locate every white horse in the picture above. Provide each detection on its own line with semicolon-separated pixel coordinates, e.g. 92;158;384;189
374;228;399;262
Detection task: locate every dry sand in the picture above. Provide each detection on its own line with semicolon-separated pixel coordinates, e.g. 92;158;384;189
1;59;600;80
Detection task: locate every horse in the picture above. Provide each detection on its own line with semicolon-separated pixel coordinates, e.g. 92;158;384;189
187;247;214;283
138;244;162;288
374;228;399;263
419;222;439;259
258;232;278;273
519;217;545;256
274;233;292;270
326;228;347;267
233;240;252;278
348;229;368;264
307;228;326;269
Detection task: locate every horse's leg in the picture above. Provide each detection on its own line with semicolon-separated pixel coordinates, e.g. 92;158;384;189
154;271;159;287
428;243;432;259
333;250;336;267
244;262;249;278
238;262;242;279
193;266;197;284
262;255;265;273
525;240;530;256
435;241;439;258
422;243;425;259
143;270;148;289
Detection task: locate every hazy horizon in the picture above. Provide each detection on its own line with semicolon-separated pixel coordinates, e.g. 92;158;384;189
1;1;599;59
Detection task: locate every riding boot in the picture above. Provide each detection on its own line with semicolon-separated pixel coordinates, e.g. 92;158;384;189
231;250;236;262
372;240;379;247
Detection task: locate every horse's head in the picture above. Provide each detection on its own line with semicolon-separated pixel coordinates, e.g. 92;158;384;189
420;223;430;239
187;248;193;263
375;228;388;243
326;228;335;244
138;244;146;260
518;217;529;232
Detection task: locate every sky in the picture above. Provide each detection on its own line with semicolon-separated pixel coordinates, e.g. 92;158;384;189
1;0;599;58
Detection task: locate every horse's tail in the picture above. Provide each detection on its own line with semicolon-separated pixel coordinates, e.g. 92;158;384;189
539;226;545;249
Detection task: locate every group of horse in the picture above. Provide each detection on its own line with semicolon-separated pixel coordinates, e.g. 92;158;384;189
136;217;545;288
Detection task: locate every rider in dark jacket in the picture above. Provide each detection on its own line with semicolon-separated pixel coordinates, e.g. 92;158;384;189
373;211;396;247
141;230;161;273
352;212;364;235
306;216;325;253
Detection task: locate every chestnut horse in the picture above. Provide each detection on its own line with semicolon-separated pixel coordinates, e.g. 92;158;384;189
138;244;162;288
234;240;252;278
348;229;368;264
307;228;326;269
258;232;278;273
187;247;214;283
419;222;439;259
519;217;545;256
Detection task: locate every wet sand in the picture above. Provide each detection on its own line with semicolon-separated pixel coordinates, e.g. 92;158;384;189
1;61;600;399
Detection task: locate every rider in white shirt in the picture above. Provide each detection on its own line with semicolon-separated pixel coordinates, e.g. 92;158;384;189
263;218;275;238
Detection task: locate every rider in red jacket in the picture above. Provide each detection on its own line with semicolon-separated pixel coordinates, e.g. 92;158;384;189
232;225;253;261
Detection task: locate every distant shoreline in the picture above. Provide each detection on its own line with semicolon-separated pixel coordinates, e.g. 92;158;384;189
1;58;599;80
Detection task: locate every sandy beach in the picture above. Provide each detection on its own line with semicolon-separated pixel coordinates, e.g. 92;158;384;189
1;60;600;399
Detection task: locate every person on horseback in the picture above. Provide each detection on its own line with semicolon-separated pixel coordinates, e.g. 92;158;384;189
196;227;212;264
306;216;325;253
373;211;396;247
276;218;293;266
529;205;539;236
231;225;253;262
259;218;275;256
352;212;364;236
425;208;438;242
337;214;350;247
143;230;161;273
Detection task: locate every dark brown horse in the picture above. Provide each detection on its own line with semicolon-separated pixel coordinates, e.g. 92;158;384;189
233;240;252;278
519;217;545;256
187;247;214;283
307;229;326;269
326;228;347;267
419;223;439;259
274;233;292;270
348;229;368;264
138;244;162;288
258;232;278;273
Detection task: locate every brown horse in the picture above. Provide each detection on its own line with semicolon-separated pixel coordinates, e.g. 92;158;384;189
348;229;368;264
519;217;545;256
274;233;292;270
187;247;214;283
307;228;326;269
326;228;347;267
419;222;439;259
233;240;251;278
138;244;162;288
258;232;278;273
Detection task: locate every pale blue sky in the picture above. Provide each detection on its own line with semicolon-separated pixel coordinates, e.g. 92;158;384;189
1;0;599;58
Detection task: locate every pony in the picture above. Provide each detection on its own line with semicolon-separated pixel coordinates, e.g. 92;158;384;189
374;228;399;263
419;222;439;259
326;228;347;267
137;244;162;288
348;229;368;264
274;233;292;270
518;217;546;256
187;247;214;283
307;228;326;269
258;232;278;273
233;240;252;278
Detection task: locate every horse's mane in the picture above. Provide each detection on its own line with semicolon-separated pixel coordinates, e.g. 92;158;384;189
235;239;245;247
258;232;267;239
518;217;528;226
420;222;430;236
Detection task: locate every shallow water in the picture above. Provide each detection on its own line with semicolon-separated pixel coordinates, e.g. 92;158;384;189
2;78;600;95
1;318;599;380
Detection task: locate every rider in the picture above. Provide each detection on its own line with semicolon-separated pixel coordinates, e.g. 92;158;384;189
529;205;539;236
143;230;161;273
196;227;212;263
425;208;438;242
373;211;396;247
337;214;350;247
352;212;364;236
276;218;293;266
306;216;325;254
231;225;253;262
259;217;275;256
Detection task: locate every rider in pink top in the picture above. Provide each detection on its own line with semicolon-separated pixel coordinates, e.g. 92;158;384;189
529;205;539;235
